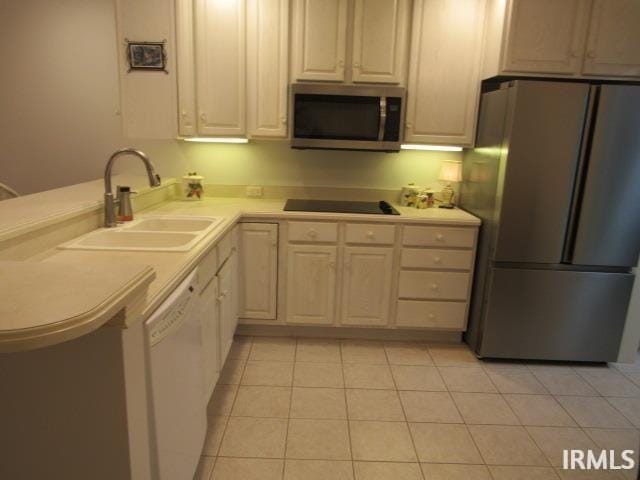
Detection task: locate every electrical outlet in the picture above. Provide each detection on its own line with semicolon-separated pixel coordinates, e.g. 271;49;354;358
246;186;263;198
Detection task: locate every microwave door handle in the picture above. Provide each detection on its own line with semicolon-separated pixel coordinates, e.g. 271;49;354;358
378;97;387;141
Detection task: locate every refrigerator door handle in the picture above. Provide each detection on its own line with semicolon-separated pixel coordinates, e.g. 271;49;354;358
562;85;599;264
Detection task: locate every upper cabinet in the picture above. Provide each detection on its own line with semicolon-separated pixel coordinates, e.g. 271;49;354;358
194;0;246;136
405;0;486;146
351;0;410;84
502;0;590;75
292;0;348;82
482;0;640;79
247;0;289;137
582;0;640;77
291;0;410;84
176;0;289;138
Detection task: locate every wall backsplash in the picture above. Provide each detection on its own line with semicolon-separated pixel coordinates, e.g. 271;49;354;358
120;139;461;193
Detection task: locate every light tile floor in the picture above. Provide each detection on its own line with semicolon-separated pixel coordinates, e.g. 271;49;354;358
195;337;640;480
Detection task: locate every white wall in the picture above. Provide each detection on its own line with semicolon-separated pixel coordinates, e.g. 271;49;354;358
0;0;125;195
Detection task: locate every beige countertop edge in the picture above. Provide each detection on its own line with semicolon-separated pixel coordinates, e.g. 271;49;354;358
0;266;155;353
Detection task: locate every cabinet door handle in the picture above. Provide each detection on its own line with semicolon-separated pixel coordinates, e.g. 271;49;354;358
329;261;336;269
433;257;441;264
586;51;596;59
338;59;345;68
199;112;207;121
430;283;439;291
436;234;444;241
427;313;435;320
366;231;375;238
307;229;317;238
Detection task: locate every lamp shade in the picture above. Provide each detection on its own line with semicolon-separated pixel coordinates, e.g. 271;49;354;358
439;160;462;183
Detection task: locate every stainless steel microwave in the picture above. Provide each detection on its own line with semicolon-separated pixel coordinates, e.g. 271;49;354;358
290;83;405;152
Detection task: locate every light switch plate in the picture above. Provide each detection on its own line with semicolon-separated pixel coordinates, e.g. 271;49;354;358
246;186;263;198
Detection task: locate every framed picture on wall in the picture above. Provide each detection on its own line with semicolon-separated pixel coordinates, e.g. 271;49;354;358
126;40;167;73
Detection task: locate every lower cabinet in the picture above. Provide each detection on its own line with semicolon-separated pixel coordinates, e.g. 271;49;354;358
341;247;393;326
218;250;237;364
238;223;278;320
198;271;220;399
286;244;337;325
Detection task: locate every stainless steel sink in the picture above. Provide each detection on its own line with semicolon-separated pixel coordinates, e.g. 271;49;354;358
59;216;223;252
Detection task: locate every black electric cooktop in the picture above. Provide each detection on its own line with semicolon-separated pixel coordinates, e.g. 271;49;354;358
284;199;400;215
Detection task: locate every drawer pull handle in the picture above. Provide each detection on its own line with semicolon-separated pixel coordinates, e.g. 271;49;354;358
366;231;374;238
430;283;439;290
433;257;441;264
436;234;444;241
307;229;317;238
428;313;435;319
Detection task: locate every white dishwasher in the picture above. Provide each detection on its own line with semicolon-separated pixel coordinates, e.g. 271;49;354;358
146;268;206;480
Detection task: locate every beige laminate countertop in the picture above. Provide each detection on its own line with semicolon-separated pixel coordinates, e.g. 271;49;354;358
0;260;155;352
0;194;479;352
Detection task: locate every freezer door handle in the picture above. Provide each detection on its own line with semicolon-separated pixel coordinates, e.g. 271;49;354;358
562;86;598;264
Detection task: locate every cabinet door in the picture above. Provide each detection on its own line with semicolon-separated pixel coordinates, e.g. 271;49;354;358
405;0;485;146
292;0;348;81
238;223;278;320
582;0;640;77
217;255;235;364
286;245;337;325
351;0;410;84
502;0;591;75
195;0;245;136
198;275;220;400
247;0;289;137
341;247;393;326
176;0;197;136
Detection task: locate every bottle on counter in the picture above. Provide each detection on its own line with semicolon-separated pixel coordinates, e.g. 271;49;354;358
116;186;134;222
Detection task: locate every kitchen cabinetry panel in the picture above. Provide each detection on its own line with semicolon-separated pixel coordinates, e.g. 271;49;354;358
345;223;395;245
399;271;470;300
247;0;289;137
502;0;591;75
239;223;278;320
582;0;640;77
396;300;467;329
401;248;473;271
176;0;197;136
292;0;348;81
351;0;410;84
286;245;337;325
218;250;236;363
405;0;485;146
341;247;393;326
403;226;475;248
288;222;339;243
195;0;245;135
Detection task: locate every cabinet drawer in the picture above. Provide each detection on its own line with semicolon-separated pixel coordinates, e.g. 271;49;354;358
288;222;338;243
398;271;470;300
396;300;467;330
345;223;395;245
403;226;475;248
401;248;473;270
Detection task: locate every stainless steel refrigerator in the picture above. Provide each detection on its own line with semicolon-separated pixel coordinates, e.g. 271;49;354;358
460;80;640;362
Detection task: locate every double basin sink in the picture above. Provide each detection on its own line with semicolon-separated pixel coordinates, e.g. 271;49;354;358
60;216;223;252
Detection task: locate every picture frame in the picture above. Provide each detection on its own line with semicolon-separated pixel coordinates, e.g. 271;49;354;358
126;39;168;73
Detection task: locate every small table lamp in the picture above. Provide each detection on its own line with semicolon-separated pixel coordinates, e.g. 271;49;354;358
438;160;462;207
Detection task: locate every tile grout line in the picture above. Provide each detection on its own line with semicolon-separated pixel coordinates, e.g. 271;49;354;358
207;336;255;480
281;337;298;479
339;339;358;480
383;343;427;480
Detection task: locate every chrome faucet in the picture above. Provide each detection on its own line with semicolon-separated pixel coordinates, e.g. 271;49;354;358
104;148;161;227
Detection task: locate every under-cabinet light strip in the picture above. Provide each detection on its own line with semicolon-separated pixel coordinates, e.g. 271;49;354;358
180;137;249;144
401;144;463;152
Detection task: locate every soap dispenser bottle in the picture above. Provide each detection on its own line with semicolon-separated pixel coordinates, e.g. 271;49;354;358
116;186;134;222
